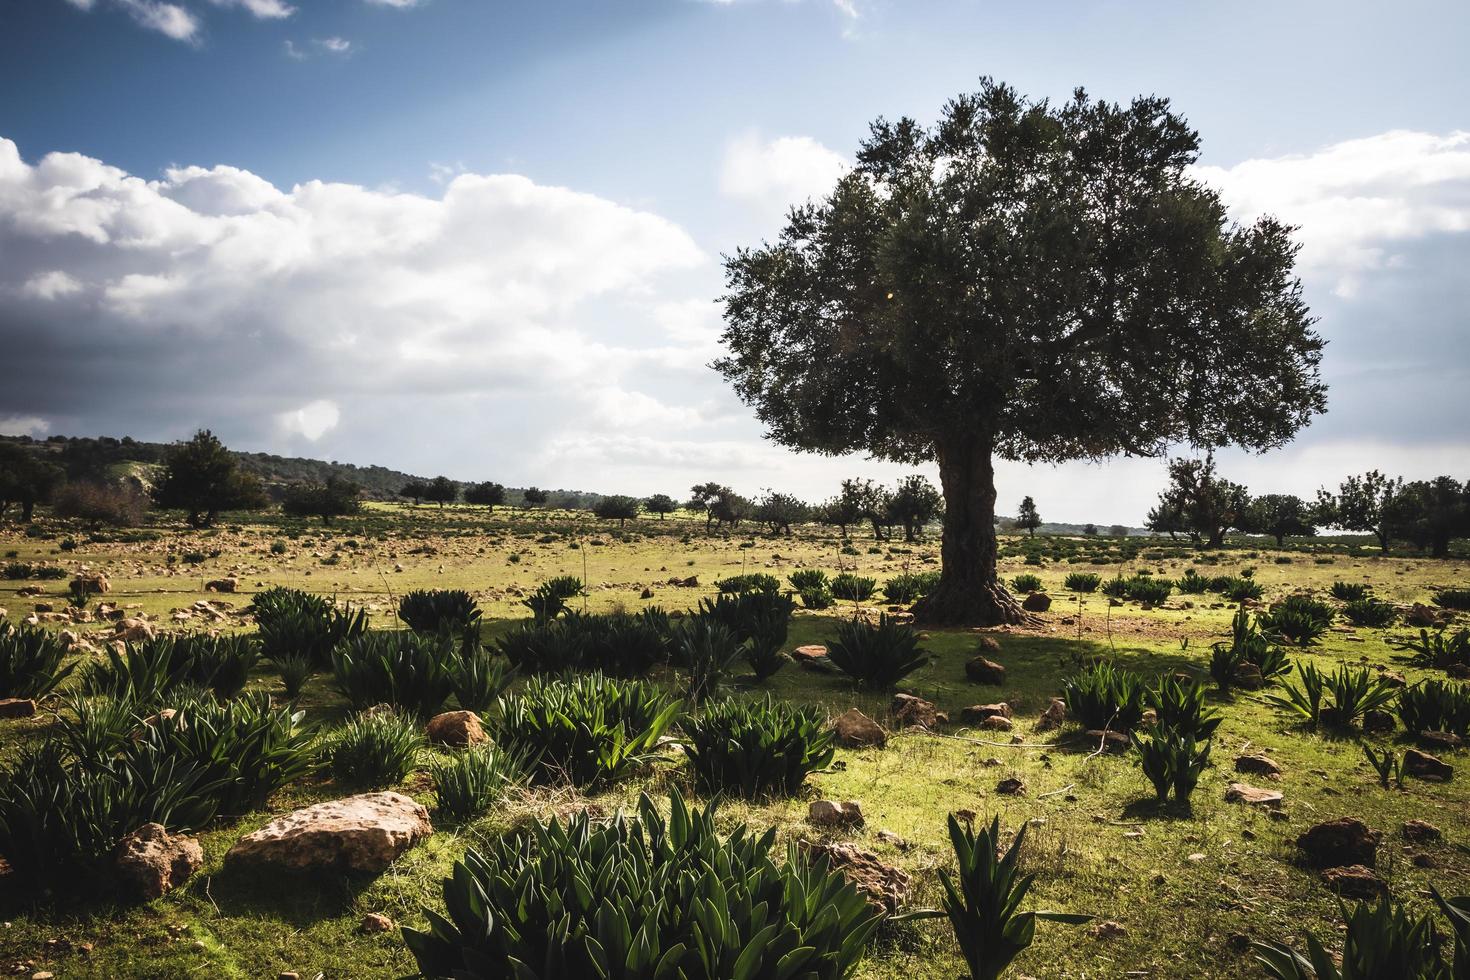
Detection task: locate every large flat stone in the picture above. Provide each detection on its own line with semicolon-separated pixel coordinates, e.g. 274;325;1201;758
226;792;432;874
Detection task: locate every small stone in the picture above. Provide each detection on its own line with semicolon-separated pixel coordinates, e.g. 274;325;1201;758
1232;663;1266;690
995;777;1025;796
1402;819;1442;843
960;702;1012;723
1021;592;1052;613
1403;749;1453;782
1362;710;1396;733
798;841;909;913
1297;818;1380;869
1083;729;1130;753
965;656;1006;685
115;823;204;900
979;715;1013;731
359;912;394;933
1035;697;1067;731
1225;783;1283;808
1089;920;1127;940
226;792;432;874
1416;730;1464;751
0;699;37;720
425;710;486;748
1234;755;1282;779
808;799;864;829
1320;864;1387;900
891;693;942;730
791;644;831;671
831;708;886;748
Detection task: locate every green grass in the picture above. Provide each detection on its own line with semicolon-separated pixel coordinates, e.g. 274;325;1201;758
1;508;1467;978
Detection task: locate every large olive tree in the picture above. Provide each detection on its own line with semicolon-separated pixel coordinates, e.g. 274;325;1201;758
717;81;1326;624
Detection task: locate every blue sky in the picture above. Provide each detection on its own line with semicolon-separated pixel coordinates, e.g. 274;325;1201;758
2;0;1468;522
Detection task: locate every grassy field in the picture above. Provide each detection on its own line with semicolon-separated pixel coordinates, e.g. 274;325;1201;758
1;505;1467;979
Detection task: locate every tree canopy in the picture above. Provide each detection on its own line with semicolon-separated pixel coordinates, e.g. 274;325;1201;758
1383;477;1468;558
592;494;642;526
281;476;363;525
1242;493;1317;546
717;80;1324;622
644;493;678;518
464;481;506;507
0;442;65;522
1016;496;1042;537
151;430;266;528
1318;470;1401;552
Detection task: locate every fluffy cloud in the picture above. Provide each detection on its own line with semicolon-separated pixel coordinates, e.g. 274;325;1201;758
207;0;294;18
277;400;341;441
0;415;50;438
720;133;847;220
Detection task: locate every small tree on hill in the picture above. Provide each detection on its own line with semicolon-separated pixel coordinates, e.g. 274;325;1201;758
1109;525;1129;539
644;493;678;519
399;481;428;506
1083;523;1098;536
464;481;506;507
716;80;1324;623
689;482;731;530
710;488;753;529
522;487;549;509
755;491;809;535
1243;493;1317;546
424;476;458;508
593;495;642;526
1145;502;1187;539
817;491;864;538
1016;496;1042;537
1383;476;1469;558
1153;456;1249;548
888;475;943;541
0;442;65;522
151;429;266;528
1317;470;1402;553
281;476;362;526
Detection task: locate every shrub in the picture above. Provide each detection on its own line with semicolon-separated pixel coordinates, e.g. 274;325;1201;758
1123;575;1172;604
1342;597;1397;628
1434;588;1470;612
696;591;794;647
0;621;75;699
405;790;885;980
324;711;424;789
1394;628;1470;672
51;481;149;527
397;589;482;635
1219;576;1264;602
429;744;528;822
825;614;927;689
522;575;582;622
1330;581;1372;602
1258;594;1334;646
1146;675;1221;741
682;698;835;799
1268;663;1398;728
789;569;830;593
1101;576;1130;599
1011;573;1043;594
451;643;513;713
1362;743;1404;789
269;539;288;555
937;814;1091;980
1064;571;1101;593
1211;607;1291;693
671;616;743;703
1209;641;1246;694
715;572;781;595
572;610;668;678
255;589;367;669
1062;663;1146;730
1396;680;1470;737
799;587;835;610
2;562;32;580
1130;728;1211;803
830;573;877;602
331;631;457;719
496;619;590;674
490;673;679;788
1254;895;1454;980
270;651;314;701
1175;569;1211;594
883;571;939;604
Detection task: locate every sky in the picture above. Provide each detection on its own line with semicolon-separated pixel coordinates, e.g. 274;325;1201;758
1;0;1468;524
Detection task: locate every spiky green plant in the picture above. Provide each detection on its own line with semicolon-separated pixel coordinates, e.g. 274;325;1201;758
1394;628;1470;672
830;572;877;602
1258;594;1334;646
451;642;513;713
1269;664;1398;729
1396;680;1470;737
330;630;457;719
1011;573;1043;594
429;744;528;821
1146;675;1221;741
1062;662;1146;731
1254;896;1449;979
0;621;75;700
323;710;424;789
824;614;928;690
403;790;886;980
1219;576;1264;602
1130;727;1211;803
1342;597;1397;628
397;588;482;635
255;591;367;669
882;571;939;604
935;814;1091;980
1330;581;1372;602
715;572;781;595
1361;743;1404;790
789;569;831;594
1064;571;1101;593
1434;589;1470;612
671;616;743;703
681;697;835;799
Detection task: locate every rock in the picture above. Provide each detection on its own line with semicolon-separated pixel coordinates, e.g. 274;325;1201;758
1320;864;1387;900
70;572;110;596
113;617;155;643
425;710;486;747
1362;710;1396;733
1225;783;1283;808
1083;729;1131;753
875;829;910;850
808;799;864;829
226;792;432;874
891;693;943;729
639;587;655;600
115;823;204;900
799;841;910;913
1402;819;1442;843
1089;920;1127;940
1036;697;1067;731
979;715;1014;731
204;578;238;593
960;702;1012;723
995;777;1025;795
1234;755;1282;779
1403;749;1453;782
831;708;886;748
1405;603;1449;628
1297;818;1380;869
965;656;1006;685
1021;592;1051;613
1416;730;1463;751
975;635;1001;653
1232;663;1266;690
792;644;833;672
0;698;37;719
358;912;394;933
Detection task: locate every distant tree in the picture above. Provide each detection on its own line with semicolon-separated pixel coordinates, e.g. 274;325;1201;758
716;81;1324;623
1382;476;1469;558
463;481;506;507
710;488;753;529
1083;523;1098;536
1243;493;1317;546
838;478;894;541
522;487;549;508
399;481;428;506
423;476;458;508
816;491;864;538
887;475;943;541
1016;496;1042;537
52;481;149;527
1145;502;1187;540
151;430;266;528
1317;470;1402;553
644;493;678;519
755;491;810;535
1109;525;1129;538
592;495;642;526
0;442;65;522
1153;456;1249;548
689;482;731;530
281;476;362;525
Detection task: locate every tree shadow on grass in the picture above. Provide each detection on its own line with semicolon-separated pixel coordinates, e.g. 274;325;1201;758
1120;796;1196;822
194;860;377;926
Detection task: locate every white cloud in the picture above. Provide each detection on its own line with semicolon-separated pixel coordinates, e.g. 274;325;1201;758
207;0;295;18
277;400;341;441
316;36;352;54
720;132;847;220
18;271;83;300
363;0;422;7
1196;130;1470;297
0;416;50;438
114;0;200;41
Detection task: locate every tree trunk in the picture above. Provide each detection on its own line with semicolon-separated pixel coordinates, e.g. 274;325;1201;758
911;434;1031;626
1274;532;1285;547
1207;527;1225;548
1375;528;1390;553
21;499;35;522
